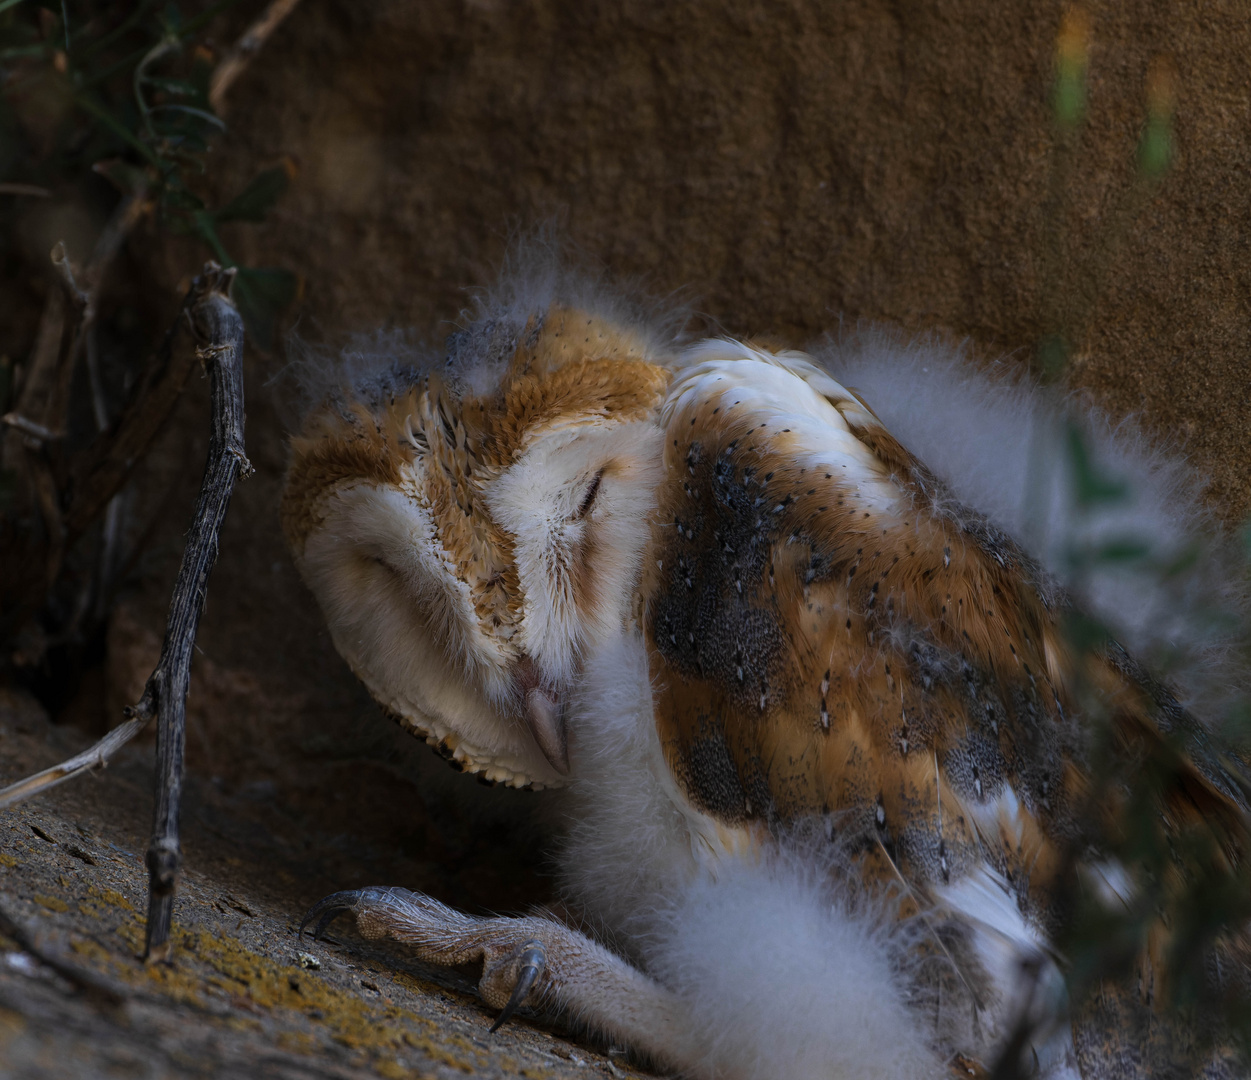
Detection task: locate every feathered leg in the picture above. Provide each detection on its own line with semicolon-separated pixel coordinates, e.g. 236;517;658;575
301;887;695;1069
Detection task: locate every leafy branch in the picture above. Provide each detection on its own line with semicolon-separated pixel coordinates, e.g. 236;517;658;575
0;0;298;346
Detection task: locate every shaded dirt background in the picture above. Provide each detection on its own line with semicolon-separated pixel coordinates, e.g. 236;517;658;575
3;0;1251;1076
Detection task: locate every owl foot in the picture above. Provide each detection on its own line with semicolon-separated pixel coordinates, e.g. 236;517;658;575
300;886;558;1027
299;886;691;1065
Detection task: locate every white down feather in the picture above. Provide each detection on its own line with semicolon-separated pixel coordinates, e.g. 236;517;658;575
818;327;1248;712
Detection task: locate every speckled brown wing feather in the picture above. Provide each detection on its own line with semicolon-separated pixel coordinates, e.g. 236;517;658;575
642;343;1249;925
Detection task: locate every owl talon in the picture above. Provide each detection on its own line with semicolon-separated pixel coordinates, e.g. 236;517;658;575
488;940;547;1033
299;888;369;940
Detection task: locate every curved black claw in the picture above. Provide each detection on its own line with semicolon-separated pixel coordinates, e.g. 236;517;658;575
489;939;547;1034
299;889;364;941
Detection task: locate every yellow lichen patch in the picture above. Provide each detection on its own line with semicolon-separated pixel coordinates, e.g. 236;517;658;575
276;1030;320;1055
116;917;143;953
32;894;68;913
142;962;210;1009
375;1058;437;1080
86;884;135;911
225;1015;264;1034
0;1005;25;1045
397;1032;476;1074
70;937;115;966
0;853;18;869
101;921;482;1073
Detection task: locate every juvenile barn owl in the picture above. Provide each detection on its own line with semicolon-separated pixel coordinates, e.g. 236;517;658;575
282;274;1251;1079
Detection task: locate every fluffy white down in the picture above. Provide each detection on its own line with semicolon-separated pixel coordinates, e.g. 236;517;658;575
645;857;944;1080
562;634;945;1079
275;237;689;429
819;327;1248;710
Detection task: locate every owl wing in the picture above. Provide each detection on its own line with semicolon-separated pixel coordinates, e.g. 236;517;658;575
643;339;1250;924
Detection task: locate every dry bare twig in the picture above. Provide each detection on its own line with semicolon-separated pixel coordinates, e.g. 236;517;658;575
0;263;250;965
0;183;52;198
0;715;150;811
208;0;305;114
137;263;250;961
0;244;196;636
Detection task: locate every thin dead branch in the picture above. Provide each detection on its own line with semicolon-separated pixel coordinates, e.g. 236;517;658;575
6;279;66;448
0;263;251;965
0;183;52;198
137;262;250;962
8;243;93;585
75;194;150;623
0;279;195;638
0;266;249;973
47;242;90;437
0;714;149;809
61;299;195;540
0;414;62;442
0;196;154;637
208;0;304;114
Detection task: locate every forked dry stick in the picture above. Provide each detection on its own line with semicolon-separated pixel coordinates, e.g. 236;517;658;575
0;262;251;963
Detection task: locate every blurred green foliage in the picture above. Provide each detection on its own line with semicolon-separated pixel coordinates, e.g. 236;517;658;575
1035;10;1251;1066
0;0;295;346
1055;426;1251;1066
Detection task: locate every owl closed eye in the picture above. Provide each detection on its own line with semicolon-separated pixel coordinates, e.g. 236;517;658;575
282;305;671;783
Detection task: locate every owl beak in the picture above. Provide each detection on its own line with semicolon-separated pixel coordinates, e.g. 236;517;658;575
514;658;570;775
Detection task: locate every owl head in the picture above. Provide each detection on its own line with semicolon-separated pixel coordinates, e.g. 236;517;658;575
282;303;673;788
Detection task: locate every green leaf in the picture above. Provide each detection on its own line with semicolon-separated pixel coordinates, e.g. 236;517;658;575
214;166;289;223
0;44;48;60
161;186;204;211
73;92;164;170
1138;115;1172;179
1037;333;1069;383
1053;71;1085;130
232;266;298;350
1092;540;1151;564
1067;425;1129;507
1062;610;1112;653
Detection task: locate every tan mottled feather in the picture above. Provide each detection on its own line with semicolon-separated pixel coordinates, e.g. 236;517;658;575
644;340;1250;965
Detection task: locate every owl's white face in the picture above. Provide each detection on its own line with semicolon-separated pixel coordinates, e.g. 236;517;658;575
486;420;664;699
284;309;671;788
